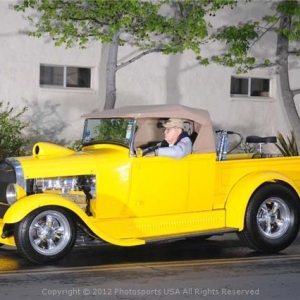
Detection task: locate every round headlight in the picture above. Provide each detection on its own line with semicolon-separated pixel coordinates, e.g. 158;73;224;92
6;183;17;205
6;184;26;205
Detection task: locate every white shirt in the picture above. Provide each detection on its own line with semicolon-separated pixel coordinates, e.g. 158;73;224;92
156;137;192;159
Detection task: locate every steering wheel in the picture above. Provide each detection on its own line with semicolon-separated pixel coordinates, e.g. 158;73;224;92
137;145;158;157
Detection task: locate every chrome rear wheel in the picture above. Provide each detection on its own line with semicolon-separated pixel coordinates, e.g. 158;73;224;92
238;183;300;253
257;197;291;239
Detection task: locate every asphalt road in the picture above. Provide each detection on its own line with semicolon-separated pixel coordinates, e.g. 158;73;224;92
1;233;300;300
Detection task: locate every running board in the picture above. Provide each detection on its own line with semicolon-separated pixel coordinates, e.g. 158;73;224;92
75;227;238;247
141;228;238;244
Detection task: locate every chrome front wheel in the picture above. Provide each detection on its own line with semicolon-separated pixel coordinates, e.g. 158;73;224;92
15;207;76;264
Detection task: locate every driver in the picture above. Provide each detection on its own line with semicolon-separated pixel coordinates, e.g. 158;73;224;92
146;118;192;159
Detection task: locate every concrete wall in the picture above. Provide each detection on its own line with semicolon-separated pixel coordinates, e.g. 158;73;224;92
0;1;104;145
0;1;297;153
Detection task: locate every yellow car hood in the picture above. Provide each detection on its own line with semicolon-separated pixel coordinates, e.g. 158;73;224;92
14;142;129;179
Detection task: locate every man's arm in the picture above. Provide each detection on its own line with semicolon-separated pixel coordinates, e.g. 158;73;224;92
156;137;192;159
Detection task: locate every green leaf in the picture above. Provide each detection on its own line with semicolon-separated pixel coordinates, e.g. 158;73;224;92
0;101;29;160
14;0;235;54
276;131;299;156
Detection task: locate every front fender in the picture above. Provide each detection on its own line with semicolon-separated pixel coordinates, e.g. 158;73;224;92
3;193;89;224
3;193;145;247
225;171;299;230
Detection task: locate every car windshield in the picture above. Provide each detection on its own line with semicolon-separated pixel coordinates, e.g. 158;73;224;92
82;118;134;147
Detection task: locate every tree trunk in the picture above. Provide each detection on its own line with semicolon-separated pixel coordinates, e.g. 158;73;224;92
277;15;300;150
103;32;120;110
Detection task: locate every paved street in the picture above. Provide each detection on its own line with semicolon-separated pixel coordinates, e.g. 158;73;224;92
1;233;300;300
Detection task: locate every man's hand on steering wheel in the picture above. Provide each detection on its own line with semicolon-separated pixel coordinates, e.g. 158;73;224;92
137;145;158;157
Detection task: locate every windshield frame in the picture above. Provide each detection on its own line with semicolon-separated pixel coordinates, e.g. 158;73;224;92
82;117;137;154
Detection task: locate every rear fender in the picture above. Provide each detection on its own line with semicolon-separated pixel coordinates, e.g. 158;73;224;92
225;171;298;230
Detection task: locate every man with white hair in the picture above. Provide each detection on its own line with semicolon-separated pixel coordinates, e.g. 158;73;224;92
146;118;192;159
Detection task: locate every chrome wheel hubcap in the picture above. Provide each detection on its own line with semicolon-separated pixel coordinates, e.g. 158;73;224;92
257;197;291;239
29;210;71;255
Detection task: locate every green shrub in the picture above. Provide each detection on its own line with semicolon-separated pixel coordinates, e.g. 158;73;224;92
0;102;29;160
69;139;83;152
275;131;298;156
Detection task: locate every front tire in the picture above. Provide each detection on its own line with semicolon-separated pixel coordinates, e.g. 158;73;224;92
14;207;76;264
238;183;300;253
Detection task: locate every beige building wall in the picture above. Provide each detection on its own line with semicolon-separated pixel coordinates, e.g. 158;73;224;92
0;1;296;152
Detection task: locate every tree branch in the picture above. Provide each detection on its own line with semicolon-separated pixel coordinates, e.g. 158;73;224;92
116;48;164;71
69;17;109;27
292;89;300;96
288;50;300;55
250;62;278;69
248;12;280;50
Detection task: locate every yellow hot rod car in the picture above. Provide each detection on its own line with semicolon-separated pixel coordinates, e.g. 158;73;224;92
0;104;300;264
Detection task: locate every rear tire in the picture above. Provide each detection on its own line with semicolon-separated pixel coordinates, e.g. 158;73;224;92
238;183;300;253
14;206;76;264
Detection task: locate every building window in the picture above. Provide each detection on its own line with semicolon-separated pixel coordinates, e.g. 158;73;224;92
40;65;91;88
230;77;270;97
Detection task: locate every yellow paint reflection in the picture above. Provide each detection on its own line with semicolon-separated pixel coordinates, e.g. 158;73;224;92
0;246;20;271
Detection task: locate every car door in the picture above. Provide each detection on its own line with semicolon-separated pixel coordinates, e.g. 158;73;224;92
185;152;215;212
128;155;189;217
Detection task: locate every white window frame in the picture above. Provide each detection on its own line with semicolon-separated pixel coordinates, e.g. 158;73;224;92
230;76;272;99
40;64;93;89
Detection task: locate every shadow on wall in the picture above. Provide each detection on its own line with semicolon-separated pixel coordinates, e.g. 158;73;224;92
166;55;182;104
24;99;68;147
165;54;201;105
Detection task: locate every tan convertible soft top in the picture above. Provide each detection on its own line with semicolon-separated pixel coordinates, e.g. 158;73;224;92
82;104;215;153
